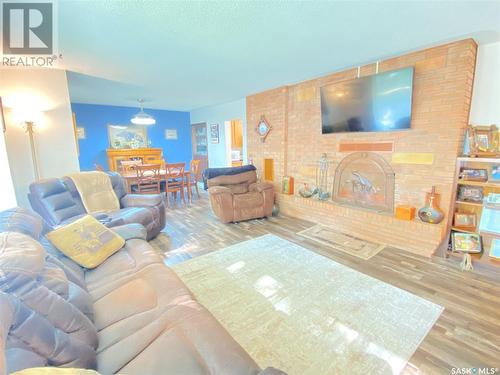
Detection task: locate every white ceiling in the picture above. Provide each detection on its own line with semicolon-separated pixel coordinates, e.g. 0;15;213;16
60;0;500;111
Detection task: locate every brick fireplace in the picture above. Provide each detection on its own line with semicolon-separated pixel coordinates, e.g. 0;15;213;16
246;39;477;257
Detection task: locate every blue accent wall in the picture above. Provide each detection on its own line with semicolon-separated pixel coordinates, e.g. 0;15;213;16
72;103;191;171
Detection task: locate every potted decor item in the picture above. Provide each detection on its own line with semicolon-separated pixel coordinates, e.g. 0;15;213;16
418;186;444;224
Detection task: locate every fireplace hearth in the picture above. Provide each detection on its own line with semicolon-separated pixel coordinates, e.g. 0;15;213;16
332;152;395;213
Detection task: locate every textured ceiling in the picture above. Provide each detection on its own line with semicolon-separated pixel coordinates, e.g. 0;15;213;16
60;0;500;111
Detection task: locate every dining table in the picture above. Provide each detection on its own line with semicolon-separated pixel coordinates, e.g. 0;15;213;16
120;166;193;200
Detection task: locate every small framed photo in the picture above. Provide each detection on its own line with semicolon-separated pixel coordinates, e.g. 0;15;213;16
282;176;294;195
457;185;483;203
76;127;86;139
165;129;178;140
210;123;219;144
491;165;500;182
454;212;476;229
451;232;482;253
459;168;488;182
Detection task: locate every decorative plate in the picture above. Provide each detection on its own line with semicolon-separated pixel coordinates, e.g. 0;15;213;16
256;115;271;142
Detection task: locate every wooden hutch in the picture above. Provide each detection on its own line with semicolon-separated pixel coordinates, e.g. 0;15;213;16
106;148;163;172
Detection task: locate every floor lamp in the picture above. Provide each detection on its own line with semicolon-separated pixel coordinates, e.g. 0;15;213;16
23;120;40;180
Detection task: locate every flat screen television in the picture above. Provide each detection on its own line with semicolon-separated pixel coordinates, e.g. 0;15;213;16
320;67;414;134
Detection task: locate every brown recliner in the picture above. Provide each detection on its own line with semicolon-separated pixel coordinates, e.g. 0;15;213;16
208;170;274;223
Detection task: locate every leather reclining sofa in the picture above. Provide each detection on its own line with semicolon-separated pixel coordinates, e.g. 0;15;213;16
28;172;165;240
207;169;274;223
0;208;285;375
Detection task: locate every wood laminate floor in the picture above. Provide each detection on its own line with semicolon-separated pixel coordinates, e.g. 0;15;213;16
158;191;500;374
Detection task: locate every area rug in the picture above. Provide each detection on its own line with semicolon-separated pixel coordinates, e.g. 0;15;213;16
172;234;443;375
297;224;386;260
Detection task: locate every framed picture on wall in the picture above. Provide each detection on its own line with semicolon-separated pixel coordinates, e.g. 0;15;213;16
108;125;148;149
210;123;219;144
165;129;178;140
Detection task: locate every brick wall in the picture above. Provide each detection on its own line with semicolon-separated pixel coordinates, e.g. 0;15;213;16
246;39;477;257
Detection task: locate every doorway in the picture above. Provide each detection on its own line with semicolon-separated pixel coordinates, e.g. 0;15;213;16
191;122;208;173
225;119;243;167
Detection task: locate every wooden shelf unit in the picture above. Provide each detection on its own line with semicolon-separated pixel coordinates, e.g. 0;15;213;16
445;156;500;269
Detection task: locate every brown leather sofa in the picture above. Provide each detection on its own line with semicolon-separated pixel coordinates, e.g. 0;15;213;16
0;208;285;375
207;170;274;223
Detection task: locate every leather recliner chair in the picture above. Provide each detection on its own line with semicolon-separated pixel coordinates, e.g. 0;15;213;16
28;172;165;240
207;170;274;223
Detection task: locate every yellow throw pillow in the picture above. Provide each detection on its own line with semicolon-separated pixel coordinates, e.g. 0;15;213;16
47;215;125;269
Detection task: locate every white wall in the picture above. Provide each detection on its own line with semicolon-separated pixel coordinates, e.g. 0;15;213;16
190;98;247;168
0;69;80;208
0;129;17;211
470;41;500;124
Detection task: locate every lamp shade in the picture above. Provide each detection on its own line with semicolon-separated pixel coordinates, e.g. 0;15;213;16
131;100;155;125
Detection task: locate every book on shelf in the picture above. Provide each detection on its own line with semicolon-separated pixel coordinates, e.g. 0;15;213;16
479;206;500;236
484;193;500;209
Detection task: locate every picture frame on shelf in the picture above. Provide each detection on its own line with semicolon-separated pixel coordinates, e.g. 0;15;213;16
467;124;499;157
457;185;483;203
210;123;219;144
451;232;482;254
282;176;294;195
453;212;476;229
459;168;488;182
491;165;500;182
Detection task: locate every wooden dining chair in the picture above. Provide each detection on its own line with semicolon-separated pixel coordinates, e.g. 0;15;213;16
135;164;162;194
120;160;142;174
164;162;186;206
187;159;202;198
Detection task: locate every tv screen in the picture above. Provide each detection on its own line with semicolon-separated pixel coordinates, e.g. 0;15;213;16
321;67;414;134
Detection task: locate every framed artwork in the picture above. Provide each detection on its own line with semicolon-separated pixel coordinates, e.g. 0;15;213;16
165;129;178;140
282;176;294;195
459;168;488;182
108;125;148;149
76;127;86;139
210;123;219;144
457;185;483;203
492;165;500;182
451;232;482;253
0;96;5;133
453;212;476;229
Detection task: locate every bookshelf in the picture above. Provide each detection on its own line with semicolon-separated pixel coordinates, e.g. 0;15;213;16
446;156;500;269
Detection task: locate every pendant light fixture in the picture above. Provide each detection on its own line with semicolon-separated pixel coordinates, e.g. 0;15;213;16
131;99;156;125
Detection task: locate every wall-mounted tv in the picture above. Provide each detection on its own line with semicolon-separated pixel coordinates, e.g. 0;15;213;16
320;67;414;134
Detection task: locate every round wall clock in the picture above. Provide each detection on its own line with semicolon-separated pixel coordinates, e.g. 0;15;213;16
256;115;271;142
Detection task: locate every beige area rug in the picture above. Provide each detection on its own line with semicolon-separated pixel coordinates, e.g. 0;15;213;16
298;224;386;260
172;234;443;375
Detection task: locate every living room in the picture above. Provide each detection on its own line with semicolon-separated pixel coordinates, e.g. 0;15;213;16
0;1;499;375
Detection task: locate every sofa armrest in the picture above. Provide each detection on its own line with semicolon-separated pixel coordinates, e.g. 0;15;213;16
120;193;164;208
258;367;288;375
249;182;274;193
208;186;234;223
110;223;148;241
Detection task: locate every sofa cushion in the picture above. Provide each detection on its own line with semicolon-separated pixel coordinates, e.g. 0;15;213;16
47;216;125;269
0;207;47;239
28;179;86;227
0;232;98;351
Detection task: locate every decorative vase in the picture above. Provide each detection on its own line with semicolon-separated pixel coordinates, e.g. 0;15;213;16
418;186;444;224
272;202;280;217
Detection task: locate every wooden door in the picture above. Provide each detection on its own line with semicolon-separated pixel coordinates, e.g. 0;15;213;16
191;122;208;173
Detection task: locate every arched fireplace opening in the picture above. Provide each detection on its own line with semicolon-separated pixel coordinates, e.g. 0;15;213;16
332;152;395;213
